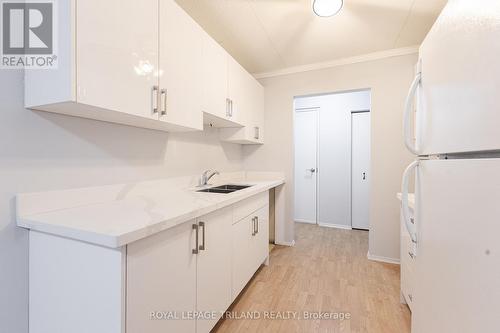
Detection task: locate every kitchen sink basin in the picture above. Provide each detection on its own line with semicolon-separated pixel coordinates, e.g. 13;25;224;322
197;184;252;194
212;184;252;191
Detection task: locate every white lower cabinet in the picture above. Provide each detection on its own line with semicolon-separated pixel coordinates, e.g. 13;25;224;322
127;193;269;333
127;219;197;333
196;207;233;333
231;214;254;299
27;192;270;333
253;206;270;269
232;205;269;300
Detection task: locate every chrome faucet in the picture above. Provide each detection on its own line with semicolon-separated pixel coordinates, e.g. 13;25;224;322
199;169;219;186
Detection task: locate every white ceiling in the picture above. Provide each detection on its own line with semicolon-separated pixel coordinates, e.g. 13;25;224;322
175;0;447;75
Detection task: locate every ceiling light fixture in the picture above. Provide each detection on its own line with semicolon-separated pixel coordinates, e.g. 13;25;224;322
312;0;343;17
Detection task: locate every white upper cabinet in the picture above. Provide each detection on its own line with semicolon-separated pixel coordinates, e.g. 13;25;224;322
76;0;158;122
249;78;265;144
201;33;241;128
158;0;203;131
202;37;265;139
220;71;265;145
25;0;201;132
226;56;248;125
24;0;264;138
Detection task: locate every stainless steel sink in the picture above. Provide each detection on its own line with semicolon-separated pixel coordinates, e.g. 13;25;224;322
197;184;252;194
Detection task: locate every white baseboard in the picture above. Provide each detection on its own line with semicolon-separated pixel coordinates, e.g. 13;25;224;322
275;240;295;247
295;219;316;224
318;222;352;230
367;251;400;265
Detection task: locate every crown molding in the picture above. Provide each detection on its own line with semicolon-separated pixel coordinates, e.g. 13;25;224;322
253;45;420;79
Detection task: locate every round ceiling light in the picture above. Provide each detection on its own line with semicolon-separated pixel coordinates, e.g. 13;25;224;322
312;0;344;17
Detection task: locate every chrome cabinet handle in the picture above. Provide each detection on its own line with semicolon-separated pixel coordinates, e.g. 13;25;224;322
308;168;316;173
251;217;256;236
226;98;230;117
254;127;259;140
151;85;159;114
362;172;366;180
160;89;167;116
192;224;199;254
229;99;233;117
199;221;205;251
255;216;259;234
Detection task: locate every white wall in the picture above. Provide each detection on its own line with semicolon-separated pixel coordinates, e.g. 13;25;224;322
294;90;370;228
243;53;417;259
0;70;244;333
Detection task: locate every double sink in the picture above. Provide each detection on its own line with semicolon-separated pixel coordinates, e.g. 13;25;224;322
197;184;252;194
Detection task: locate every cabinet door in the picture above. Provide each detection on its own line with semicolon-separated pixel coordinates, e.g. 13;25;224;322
250;205;270;271
227;56;248;124
202;33;228;120
256;81;265;142
159;0;203;131
127;221;197;333
77;0;158;119
249;78;265;143
231;215;254;300
196;207;233;333
219;72;265;144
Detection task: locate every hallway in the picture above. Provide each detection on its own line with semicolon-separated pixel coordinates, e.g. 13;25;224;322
214;223;410;333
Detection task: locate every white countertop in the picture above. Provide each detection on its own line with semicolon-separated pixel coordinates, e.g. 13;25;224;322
16;172;284;248
397;192;415;210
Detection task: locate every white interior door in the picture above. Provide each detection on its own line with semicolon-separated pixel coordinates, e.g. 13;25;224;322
413;159;500;333
351;111;371;230
294;109;318;224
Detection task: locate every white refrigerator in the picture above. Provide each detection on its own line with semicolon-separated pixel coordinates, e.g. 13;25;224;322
400;1;500;332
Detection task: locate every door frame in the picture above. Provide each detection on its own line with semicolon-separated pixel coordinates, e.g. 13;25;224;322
350;110;371;230
293;106;320;225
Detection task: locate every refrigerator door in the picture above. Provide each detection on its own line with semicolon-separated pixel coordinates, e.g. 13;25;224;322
412;159;500;333
415;0;500;155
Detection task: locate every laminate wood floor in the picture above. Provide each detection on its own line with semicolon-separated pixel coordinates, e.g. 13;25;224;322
213;223;411;333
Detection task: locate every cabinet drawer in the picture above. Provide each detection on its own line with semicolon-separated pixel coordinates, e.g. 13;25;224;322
233;191;269;223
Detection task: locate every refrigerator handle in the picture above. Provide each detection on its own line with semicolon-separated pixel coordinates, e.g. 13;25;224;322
403;72;421;155
402;160;419;245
